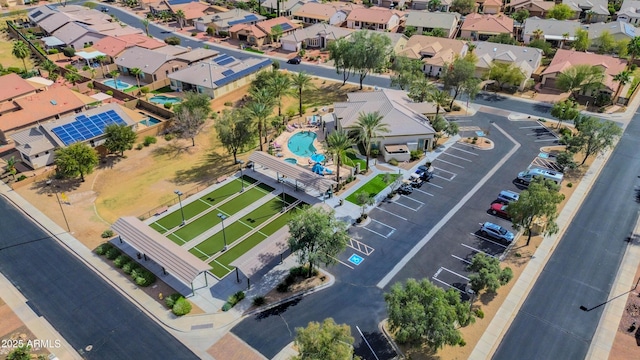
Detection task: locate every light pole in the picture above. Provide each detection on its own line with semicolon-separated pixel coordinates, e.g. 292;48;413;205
217;213;228;251
238;160;245;192
174;190;185;226
281;175;286;212
467;288;476;324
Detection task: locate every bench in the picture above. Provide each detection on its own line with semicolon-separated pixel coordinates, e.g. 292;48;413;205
155;206;169;216
216;176;227;184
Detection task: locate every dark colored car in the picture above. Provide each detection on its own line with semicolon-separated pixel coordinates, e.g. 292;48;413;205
416;164;434;181
287;57;301;64
490;203;510;219
100;6;109;12
398;184;413;195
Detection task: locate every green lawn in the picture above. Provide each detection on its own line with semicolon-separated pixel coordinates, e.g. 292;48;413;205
151;86;173;94
346;173;400;204
342;152;366;170
189;221;255;260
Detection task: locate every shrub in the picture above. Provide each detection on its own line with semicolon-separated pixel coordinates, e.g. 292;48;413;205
164;102;172;109
474;308;485;319
114;255;130;268
136;143;144;150
515;252;522;257
105;247;121;260
567;182;573;188
82;65;90;71
135;270;156;287
16;174;27;181
130;266;144;279
228;290;245;306
276;282;290;292
206;26;215;36
410;150;422;161
106;90;113;96
95;242;114;255
191;31;197;37
252;296;266;306
221;302;232;311
500;267;513;285
140;86;149;94
289;266;306;277
388;158;398;166
165;293;183;308
65;64;75;70
218;31;229;37
301;105;308;114
47;48;59;54
164;36;181;45
164;133;174;141
284;273;296;286
172;297;192;316
122;261;137;274
101;229;114;238
559;128;572;137
62;46;75;57
451;104;461;111
143;136;157;146
224;101;233;106
459;338;467;346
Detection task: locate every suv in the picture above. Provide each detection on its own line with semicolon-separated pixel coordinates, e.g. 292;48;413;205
480;222;515;243
415;164;434;181
497;190;519;204
287;57;301;64
398;183;413;195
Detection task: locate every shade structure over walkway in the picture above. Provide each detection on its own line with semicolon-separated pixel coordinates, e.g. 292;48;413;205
76;50;106;66
112;216;211;287
248;151;336;194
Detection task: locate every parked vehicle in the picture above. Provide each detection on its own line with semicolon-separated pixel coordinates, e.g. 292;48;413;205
100;6;109;12
398;184;413;195
517;168;563;185
416;164;434;181
497;190;519;204
287;57;301;64
490;203;510;218
409;173;424;188
480;222;515;243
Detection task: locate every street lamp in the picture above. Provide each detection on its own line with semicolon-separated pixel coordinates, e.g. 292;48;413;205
281;175;286;212
238;160;245;192
217;213;228;251
174;190;185;226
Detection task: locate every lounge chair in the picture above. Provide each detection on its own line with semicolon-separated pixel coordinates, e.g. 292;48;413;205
286;125;295;132
273;141;281;149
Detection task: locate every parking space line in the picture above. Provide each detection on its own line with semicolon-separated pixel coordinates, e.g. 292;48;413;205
349;238;375;256
331;256;354;269
432;276;464;292
440;267;470;281
426;182;443;189
391;199;422;211
452;254;471;265
470;233;508;248
362;226;390;238
534;138;559;142
519;125;544;129
450;146;479;156
371;219;395;231
412;188;434;196
441;152;473;162
375;206;408;220
400;196;424;206
434;158;465;169
461;243;498;259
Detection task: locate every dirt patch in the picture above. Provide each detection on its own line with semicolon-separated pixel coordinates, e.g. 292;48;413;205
245;272;327;314
207;333;266;360
0;299;50;360
459;136;493;150
609;259;640;359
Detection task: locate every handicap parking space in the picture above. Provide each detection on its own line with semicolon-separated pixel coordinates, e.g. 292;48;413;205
363;219;396;238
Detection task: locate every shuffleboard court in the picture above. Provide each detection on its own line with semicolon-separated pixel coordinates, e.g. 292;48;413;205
189;221;255;260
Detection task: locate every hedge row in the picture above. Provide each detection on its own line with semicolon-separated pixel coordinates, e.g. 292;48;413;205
95;243;156;287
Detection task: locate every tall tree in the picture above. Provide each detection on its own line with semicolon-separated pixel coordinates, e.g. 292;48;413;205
390;55;423;90
403;25;417;38
7;344;32;360
442;57;476;107
270;24;283;43
246;87;275;149
355;111;389;171
327;37;354;85
430;115;459;149
291;71;316;117
64;71;81;91
141;18;150;36
130;67;143;89
627;36;640;66
424;28;447;38
350;31;392;90
547;3;574;20
450;0;475;14
429;89;451;118
175;92;212;118
572;116;622;165
109;69;120;90
266;71;292;118
487;33;518;45
174;106;206;147
174;9;185;30
325;129;355;185
485;62;526;90
385;278;472;348
595;30;615;54
532;28;544;41
214;109;254;163
467;253;513;294
509;178;565;245
293;318;354;360
287;206;349;277
41;60;57;79
613;70;631;102
556;64;604;100
12;40;30;73
94;54;107;77
428;0;442;11
560;32;570;49
103;124;137;157
408;77;436;103
54;142;99;182
550;99;580;129
573;28;591;52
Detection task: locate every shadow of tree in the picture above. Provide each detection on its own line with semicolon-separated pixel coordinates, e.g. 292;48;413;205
479;291;498;306
97;154;124;170
151;141;190;159
171;150;234;186
301;83;353;109
32;177;82;196
401;344;440;360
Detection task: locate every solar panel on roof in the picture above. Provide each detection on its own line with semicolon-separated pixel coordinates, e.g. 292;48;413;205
31;10;42;18
222;69;234;76
217;58;235;66
214;59;271;87
245;14;258;21
279;23;292;31
51;109;129;146
167;0;194;4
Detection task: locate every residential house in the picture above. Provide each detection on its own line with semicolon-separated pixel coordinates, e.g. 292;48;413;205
292;2;354;26
115;46;195;83
87;21;144;37
478;0;502;14
410;0;452;11
280;23;354;52
509;0;556;18
562;0;609;23
397;35;468;77
541;49;627;100
587;21;637;45
260;0;306;17
168;55;272;98
167;1;219;27
473;42;543;90
0;74;37;116
35;7;112;34
617;0;640;25
374;31;409;55
377;0;406;9
93;34;166;61
522;17;582;45
404;11;460;38
229;17;302;47
346;7;402;32
51;22;106;50
28;4;60;24
0;86;90;143
460;13;514;41
11;104;139;169
193;9;265;34
333;89;436;161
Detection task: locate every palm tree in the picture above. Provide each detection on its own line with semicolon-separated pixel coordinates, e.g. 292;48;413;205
141;18;150;36
556;64;605;100
613;70;631;104
245;100;273;151
5;156;17;180
532;29;544;41
64;71;81;91
408;77;436;103
95;55;107;77
325;129;355;187
627;36;640;68
130;67;143;89
109;69;120;90
428;0;441;11
355;111;389;172
12;41;30;73
267;72;293;119
291;71;316;117
174;10;185;30
428;89;451;118
41;60;57;79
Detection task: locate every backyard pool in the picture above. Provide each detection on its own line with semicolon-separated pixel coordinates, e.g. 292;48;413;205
103;79;133;89
139;117;162;127
149;95;181;105
288;132;317;157
284;158;297;165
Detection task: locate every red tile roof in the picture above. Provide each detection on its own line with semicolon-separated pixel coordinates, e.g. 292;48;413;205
461;13;514;34
542;49;627;91
170;2;214;20
94;34;167;57
347;7;397;24
0;73;37;103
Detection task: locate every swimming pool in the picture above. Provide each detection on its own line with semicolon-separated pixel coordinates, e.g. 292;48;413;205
149;95;181;105
288;132;317;157
284;158;297;165
139;117;162;127
103;79;133;89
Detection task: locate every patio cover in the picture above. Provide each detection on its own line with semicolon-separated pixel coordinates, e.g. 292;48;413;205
248;151;337;193
112;216;211;286
42;36;64;47
230;226;289;278
90;92;112;102
76;50;106;61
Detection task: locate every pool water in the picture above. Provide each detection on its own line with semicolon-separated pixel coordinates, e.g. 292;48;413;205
103;79;133;89
139;117;162;126
149;95;181;105
284;158;297;165
288;132;317;157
